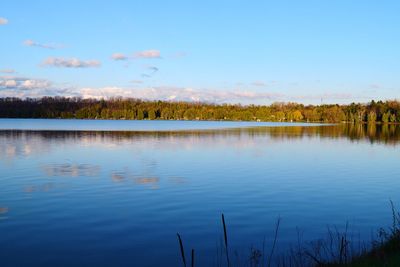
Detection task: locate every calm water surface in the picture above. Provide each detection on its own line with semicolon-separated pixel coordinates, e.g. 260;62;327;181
1;120;400;266
0;118;323;131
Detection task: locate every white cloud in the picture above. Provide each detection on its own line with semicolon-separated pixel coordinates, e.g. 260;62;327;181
134;50;161;59
1;82;281;103
111;53;128;61
78;87;133;99
42;57;101;68
60;86;284;104
0;76;52;90
21;79;52;89
0;75;65;99
0;17;8;25
0;76;359;104
4;80;17;87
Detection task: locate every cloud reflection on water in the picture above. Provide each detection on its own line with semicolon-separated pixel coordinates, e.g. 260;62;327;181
42;163;101;177
0;207;9;214
23;183;70;193
110;169;160;189
168;176;187;184
134;177;160;189
111;172;127;183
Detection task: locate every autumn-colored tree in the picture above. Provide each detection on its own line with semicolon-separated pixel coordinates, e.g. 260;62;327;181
1;97;400;124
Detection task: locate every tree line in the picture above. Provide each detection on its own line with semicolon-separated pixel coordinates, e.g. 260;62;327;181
1;97;400;123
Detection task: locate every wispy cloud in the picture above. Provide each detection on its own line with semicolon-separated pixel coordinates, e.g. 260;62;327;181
134;49;161;59
0;17;8;25
171;52;187;59
23;39;63;49
21;79;52;89
111;50;162;61
130;80;143;84
369;83;382;89
0;69;16;74
251;81;267;87
141;66;159;78
42;57;101;68
111;53;128;61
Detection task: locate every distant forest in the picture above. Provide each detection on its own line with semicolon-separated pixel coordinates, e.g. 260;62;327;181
1;97;400;123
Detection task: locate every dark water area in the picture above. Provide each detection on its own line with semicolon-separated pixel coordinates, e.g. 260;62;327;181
1;120;400;266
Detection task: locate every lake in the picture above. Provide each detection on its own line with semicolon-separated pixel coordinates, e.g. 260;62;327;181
0;119;400;267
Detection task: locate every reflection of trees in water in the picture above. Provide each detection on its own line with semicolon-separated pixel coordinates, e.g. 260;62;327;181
263;124;400;145
1;124;400;161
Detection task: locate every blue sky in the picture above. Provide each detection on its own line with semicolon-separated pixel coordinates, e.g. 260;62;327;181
0;0;399;104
